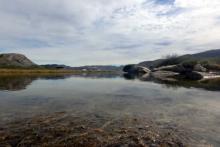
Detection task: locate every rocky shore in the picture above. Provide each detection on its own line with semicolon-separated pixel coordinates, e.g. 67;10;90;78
123;63;220;82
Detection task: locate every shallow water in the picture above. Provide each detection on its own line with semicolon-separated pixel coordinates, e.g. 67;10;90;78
0;74;220;146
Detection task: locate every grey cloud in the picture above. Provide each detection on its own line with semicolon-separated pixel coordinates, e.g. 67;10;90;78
0;0;220;66
155;41;173;46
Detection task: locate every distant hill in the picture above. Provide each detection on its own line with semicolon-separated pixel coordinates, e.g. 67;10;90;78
71;65;123;71
0;53;123;71
138;49;220;69
0;53;37;68
41;64;123;71
192;49;220;58
41;64;72;69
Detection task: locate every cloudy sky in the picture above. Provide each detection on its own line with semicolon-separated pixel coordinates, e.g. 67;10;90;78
0;0;220;66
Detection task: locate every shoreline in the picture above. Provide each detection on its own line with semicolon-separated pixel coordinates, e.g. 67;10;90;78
0;69;118;75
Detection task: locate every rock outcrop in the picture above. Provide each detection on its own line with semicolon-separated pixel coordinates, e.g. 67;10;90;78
0;53;37;67
151;71;179;81
137;49;220;70
193;64;207;72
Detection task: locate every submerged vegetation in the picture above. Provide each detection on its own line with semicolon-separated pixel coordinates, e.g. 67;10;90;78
0;112;209;147
0;73;219;146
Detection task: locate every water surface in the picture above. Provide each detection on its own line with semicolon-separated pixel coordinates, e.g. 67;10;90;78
0;74;219;146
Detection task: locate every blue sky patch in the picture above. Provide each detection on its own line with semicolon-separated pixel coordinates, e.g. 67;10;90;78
157;7;185;17
154;0;175;5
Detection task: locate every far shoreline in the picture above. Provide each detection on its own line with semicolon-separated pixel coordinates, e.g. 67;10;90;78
0;68;119;75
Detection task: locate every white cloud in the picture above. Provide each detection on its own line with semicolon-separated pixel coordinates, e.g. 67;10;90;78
0;0;220;66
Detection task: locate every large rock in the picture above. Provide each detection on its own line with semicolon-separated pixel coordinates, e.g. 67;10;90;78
151;71;179;81
0;53;37;67
152;64;205;80
123;64;137;73
154;65;177;71
154;65;186;73
181;71;203;80
193;64;207;72
123;64;149;74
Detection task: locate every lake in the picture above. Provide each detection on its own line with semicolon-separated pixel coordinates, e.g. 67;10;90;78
0;73;220;146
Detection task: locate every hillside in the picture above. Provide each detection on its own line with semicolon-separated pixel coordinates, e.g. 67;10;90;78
138;49;220;69
41;64;123;71
0;53;122;72
0;53;37;68
71;65;123;71
192;49;220;58
41;64;72;69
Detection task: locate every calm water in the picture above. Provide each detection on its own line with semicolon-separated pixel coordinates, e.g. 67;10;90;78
0;74;220;146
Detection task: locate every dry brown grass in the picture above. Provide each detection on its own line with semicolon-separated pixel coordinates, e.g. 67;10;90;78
0;68;116;76
0;69;79;74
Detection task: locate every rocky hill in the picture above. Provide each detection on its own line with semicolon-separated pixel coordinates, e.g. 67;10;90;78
0;53;122;71
0;53;37;68
123;49;220;81
138;49;220;69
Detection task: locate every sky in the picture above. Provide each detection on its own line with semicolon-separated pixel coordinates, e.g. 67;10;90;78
0;0;220;66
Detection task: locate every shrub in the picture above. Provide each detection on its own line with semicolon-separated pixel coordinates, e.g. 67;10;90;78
157;54;180;67
182;60;198;69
